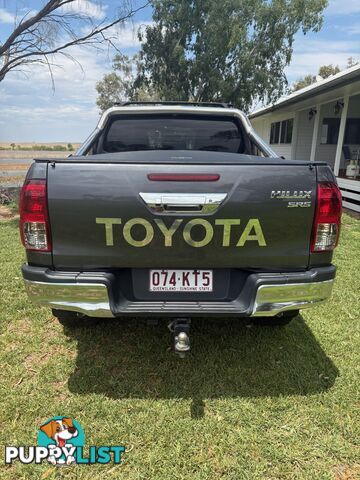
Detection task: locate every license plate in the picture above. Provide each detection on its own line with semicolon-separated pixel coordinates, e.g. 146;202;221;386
149;269;213;292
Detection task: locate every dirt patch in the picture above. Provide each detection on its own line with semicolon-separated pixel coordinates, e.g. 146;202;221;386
0;149;77;159
334;464;360;480
5;318;32;339
0;204;18;221
0;163;30;170
24;352;50;370
0;175;25;184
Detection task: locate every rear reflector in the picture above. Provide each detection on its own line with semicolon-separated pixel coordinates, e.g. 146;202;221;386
19;179;52;251
311;182;342;252
148;173;220;182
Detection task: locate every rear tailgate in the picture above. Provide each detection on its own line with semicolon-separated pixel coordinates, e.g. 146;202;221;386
46;153;317;270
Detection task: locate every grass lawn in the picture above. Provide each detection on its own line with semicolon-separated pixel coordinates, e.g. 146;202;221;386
0;212;359;479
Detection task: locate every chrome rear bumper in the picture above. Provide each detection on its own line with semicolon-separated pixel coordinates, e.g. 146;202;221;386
24;279;113;317
22;266;335;318
251;280;334;316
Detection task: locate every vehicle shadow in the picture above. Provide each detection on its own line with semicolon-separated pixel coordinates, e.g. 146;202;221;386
65;315;338;416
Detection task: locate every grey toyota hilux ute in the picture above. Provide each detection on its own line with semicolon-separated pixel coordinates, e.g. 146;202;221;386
20;102;342;353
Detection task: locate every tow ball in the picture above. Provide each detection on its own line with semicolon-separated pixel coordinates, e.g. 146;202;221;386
168;318;191;357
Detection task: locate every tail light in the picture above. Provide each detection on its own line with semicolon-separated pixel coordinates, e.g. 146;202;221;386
311;182;342;252
19;179;52;251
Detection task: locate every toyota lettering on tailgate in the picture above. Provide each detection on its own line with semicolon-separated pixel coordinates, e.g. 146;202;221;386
95;217;266;248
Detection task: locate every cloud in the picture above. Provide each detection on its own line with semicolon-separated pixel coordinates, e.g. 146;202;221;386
18;9;38;20
0;13;154;142
326;0;360;15
285;39;359;81
0;103;100;142
80;20;153;49
61;0;108;20
108;20;153;48
0;2;155;142
0;7;14;24
344;23;360;35
0;1;108;26
0;45;110;142
1;104;97;119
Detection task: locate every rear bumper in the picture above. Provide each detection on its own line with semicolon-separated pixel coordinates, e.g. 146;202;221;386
22;265;336;318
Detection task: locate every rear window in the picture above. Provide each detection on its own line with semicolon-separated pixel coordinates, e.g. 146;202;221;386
101;114;245;154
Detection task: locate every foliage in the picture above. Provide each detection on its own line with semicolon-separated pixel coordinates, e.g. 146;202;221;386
132;0;327;111
96;54;135;112
96;54;159;112
347;56;359;68
292;58;358;92
0;0;149;84
292;73;318;91
318;64;340;78
3;144;73;151
292;64;340;91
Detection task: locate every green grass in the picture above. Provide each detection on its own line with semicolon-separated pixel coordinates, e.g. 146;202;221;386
0;214;359;479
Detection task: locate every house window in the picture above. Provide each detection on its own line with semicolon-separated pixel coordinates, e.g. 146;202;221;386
345;119;360;144
321;118;360;145
280;119;293;143
270;119;293;144
270;122;280;144
320;118;340;144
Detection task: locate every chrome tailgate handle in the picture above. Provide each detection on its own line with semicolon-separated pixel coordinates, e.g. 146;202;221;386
139;193;227;213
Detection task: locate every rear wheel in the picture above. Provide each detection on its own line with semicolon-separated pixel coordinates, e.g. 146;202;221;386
251;310;299;326
52;309;99;328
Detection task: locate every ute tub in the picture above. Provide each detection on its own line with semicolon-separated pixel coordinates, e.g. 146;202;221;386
22;265;336;318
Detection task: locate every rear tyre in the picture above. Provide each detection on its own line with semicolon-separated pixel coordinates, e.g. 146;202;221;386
251;310;299;327
52;309;99;328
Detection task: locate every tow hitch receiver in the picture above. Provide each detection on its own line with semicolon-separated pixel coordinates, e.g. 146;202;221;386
168;318;191;357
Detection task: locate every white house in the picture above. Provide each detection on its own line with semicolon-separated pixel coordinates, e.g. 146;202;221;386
250;64;360;212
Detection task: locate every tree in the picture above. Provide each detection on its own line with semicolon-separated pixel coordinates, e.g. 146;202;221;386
347;57;359;69
292;64;339;91
0;0;149;83
96;53;158;112
292;61;356;92
132;0;327;111
318;64;340;78
292;74;317;91
96;54;135;112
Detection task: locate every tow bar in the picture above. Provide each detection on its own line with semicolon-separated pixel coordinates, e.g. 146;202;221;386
168;318;191;357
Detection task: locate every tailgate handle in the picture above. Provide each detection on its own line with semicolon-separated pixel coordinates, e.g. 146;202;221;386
139;193;227;213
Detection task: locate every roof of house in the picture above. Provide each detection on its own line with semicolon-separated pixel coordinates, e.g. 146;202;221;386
250;64;360;119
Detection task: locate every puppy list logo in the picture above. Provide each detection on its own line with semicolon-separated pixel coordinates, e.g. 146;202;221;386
38;417;84;465
5;417;125;466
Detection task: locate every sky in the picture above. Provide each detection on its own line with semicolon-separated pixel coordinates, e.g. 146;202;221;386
0;0;359;143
